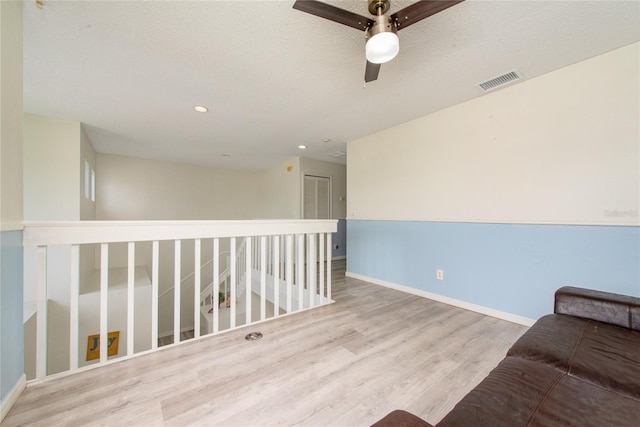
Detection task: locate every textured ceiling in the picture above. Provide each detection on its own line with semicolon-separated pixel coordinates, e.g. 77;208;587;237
23;1;640;171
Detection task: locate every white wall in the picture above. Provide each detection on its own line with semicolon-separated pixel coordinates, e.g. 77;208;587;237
96;154;259;220
23;114;81;221
256;157;347;220
0;1;23;231
80;126;96;220
348;42;640;226
23;115;97;222
0;0;25;417
258;157;301;219
96;153;347;221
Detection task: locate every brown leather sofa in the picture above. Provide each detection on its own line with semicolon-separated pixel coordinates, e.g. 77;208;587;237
372;286;640;426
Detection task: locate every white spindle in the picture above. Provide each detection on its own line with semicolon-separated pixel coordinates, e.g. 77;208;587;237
174;240;181;343
100;243;109;363
297;234;304;311
213;238;220;333
253;236;258;269
286;234;293;313
260;236;266;320
273;235;280;317
36;246;47;378
194;239;201;339
319;233;325;301
245;237;252;325
293;236;297;286
242;242;246;275
230;237;236;328
69;244;79;370
151;241;159;350
309;233;316;308
326;233;332;301
267;237;272;276
280;234;285;280
127;242;135;356
243;241;247;276
225;254;229;298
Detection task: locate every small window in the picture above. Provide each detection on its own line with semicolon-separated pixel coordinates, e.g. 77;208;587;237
91;169;96;202
84;160;90;199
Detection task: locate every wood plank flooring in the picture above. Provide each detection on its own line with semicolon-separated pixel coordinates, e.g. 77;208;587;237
5;260;527;426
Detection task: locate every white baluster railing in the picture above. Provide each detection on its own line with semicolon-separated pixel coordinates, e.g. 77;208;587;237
161;250;231;308
22;220;337;379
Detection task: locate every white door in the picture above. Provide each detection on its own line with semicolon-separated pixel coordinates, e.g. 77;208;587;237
303;175;330;219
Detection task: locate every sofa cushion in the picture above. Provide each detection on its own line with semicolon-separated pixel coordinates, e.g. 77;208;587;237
507;314;586;371
437;357;563;427
371;410;433;427
507;313;640;398
529;374;640;427
437;357;640;427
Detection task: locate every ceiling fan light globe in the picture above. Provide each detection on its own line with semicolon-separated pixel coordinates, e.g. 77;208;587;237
366;32;399;64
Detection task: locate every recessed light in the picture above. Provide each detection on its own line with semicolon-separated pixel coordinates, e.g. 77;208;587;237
194;105;208;113
322;138;330;143
222;154;231;159
298;145;307;149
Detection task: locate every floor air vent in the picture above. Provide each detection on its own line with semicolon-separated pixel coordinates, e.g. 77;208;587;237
478;70;522;92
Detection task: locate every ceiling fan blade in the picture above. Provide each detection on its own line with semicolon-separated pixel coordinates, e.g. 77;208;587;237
364;61;381;83
293;0;372;31
391;0;464;31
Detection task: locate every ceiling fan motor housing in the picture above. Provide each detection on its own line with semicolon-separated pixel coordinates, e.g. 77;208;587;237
365;13;399;64
368;0;391;15
365;14;398;41
365;0;398;45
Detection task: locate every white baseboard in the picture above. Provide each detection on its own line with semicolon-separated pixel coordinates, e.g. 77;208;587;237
345;271;535;327
1;374;26;422
332;255;346;261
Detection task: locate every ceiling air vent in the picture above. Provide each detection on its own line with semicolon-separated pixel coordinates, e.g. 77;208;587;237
328;150;346;158
478;70;522;92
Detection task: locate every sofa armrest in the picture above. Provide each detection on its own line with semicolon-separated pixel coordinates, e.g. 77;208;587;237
554;286;640;331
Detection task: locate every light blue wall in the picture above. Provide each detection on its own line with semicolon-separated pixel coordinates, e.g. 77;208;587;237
1;230;24;401
347;220;640;320
332;219;347;258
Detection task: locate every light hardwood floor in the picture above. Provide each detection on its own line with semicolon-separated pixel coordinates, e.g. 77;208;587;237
5;260;527;426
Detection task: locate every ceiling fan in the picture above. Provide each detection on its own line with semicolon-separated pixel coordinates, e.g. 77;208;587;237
293;0;464;83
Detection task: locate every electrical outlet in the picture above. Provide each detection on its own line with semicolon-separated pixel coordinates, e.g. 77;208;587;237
436;269;444;280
